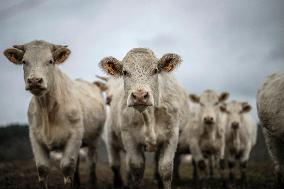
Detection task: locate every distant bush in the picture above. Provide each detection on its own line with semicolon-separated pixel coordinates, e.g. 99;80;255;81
0;124;32;161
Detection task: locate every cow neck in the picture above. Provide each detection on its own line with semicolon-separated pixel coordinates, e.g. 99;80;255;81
202;124;217;141
35;67;69;140
231;129;240;140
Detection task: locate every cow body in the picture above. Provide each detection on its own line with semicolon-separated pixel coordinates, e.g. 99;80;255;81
4;40;106;189
221;100;257;187
186;90;229;187
257;72;284;187
99;48;190;189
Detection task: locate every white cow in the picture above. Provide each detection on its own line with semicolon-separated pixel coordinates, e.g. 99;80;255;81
221;100;257;188
257;72;284;187
3;40;106;189
99;48;190;189
187;90;229;188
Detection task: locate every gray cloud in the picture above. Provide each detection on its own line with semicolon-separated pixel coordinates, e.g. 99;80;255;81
0;0;283;124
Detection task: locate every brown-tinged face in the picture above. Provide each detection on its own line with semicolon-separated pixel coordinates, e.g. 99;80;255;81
99;48;182;112
220;101;252;130
190;90;229;126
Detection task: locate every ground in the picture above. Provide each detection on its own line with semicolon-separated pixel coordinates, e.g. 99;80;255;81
0;159;275;189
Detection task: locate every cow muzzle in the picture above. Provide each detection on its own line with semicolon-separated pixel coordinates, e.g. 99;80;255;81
127;90;154;110
25;77;47;96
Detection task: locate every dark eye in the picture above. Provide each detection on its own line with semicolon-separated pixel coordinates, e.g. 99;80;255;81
153;68;159;75
49;60;54;64
123;70;129;76
22;60;26;64
214;102;219;106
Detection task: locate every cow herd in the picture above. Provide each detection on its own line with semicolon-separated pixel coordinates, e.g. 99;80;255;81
2;40;283;189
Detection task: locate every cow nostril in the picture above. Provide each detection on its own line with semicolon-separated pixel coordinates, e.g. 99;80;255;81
132;93;137;99
143;92;149;99
37;78;43;84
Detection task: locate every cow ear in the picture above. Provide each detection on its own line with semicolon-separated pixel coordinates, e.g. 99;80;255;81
99;56;122;77
242;102;251;113
3;48;24;65
219;91;229;102
94;81;108;92
189;94;200;103
53;46;71;64
158;53;182;72
220;103;227;113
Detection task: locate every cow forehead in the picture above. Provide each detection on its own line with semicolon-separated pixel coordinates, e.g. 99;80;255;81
122;48;158;71
24;46;52;61
227;101;242;112
23;41;53;60
200;90;219;104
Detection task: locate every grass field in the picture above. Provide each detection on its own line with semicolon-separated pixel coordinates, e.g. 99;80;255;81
0;159;275;189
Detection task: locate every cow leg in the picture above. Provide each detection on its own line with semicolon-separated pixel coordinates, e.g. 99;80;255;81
262;127;284;189
228;160;236;188
30;131;50;189
87;146;97;189
239;161;248;189
73;157;80;189
192;160;199;188
61;133;82;189
197;159;207;189
154;148;163;189
109;147;123;188
126;149;145;189
173;154;181;185
158;128;179;189
219;159;226;189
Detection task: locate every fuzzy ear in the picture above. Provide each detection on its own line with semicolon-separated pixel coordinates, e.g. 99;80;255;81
99;56;122;76
96;75;108;81
219;91;230;102
3;48;24;64
189;94;200;103
158;53;182;72
219;103;227;113
53;46;71;64
242;102;252;113
94;81;108;92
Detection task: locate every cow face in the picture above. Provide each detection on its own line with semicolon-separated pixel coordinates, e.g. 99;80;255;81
4;40;70;96
190;90;229;127
220;101;251;131
99;48;181;112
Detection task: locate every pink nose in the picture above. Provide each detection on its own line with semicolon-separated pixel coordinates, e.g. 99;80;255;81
131;90;149;105
204;116;214;124
27;77;43;86
231;122;239;129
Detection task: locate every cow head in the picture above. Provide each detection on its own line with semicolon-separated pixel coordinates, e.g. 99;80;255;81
190;90;229;127
220;101;252;131
99;48;181;112
4;40;70;96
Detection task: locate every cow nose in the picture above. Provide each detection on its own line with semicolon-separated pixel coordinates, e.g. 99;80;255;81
204;116;214;124
131;90;149;105
27;77;43;86
231;122;239;129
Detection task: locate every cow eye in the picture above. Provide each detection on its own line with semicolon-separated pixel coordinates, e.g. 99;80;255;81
22;60;26;64
214;102;219;106
49;60;54;64
152;68;159;75
123;70;130;77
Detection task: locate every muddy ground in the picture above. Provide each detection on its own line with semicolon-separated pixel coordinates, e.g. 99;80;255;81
0;159;276;189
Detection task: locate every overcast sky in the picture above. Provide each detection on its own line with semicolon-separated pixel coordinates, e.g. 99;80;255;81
0;0;283;125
